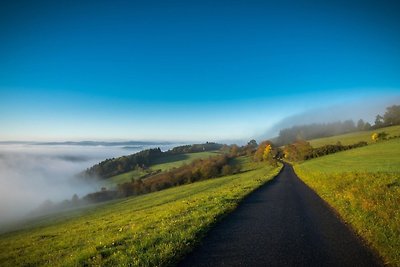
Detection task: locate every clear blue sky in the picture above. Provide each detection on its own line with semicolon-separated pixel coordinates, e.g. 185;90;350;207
1;0;399;141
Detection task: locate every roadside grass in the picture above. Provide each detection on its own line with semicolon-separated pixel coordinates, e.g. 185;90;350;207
104;151;219;187
309;125;400;147
294;138;400;266
0;157;281;267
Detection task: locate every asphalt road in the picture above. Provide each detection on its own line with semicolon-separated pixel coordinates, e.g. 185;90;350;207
178;163;382;267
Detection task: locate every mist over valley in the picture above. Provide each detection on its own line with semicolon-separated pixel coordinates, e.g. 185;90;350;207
0;142;178;223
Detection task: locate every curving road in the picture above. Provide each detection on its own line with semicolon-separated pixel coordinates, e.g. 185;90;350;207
178;163;382;267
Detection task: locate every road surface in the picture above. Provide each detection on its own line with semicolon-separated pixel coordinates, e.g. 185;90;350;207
178;163;381;267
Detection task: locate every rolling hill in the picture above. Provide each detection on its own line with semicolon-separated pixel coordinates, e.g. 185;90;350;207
104;151;220;187
294;138;400;265
308;125;400;147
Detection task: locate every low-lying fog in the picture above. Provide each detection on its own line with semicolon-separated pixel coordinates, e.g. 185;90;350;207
0;142;177;224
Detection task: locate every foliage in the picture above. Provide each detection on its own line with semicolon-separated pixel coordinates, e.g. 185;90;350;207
371;132;379;142
84;143;224;179
84;148;164;179
284;138;369;162
0;159;281;267
117;155;239;198
253;141;273;162
294;138;400;266
283;140;313;161
372;132;388;142
382;105;400;126
166;142;223;154
262;144;271;161
305;141;368;159
373;105;400;129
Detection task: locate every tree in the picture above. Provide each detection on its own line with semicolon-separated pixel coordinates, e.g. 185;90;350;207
374;115;384;128
263;144;272;161
247;139;258;148
229;144;239;156
371;133;378;142
372;132;388;142
383;105;400;126
357;119;365;131
283;140;313;161
364;122;372;130
244;139;258;156
254;141;273;161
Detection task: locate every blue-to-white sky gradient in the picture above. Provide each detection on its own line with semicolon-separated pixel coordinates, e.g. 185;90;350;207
1;0;400;141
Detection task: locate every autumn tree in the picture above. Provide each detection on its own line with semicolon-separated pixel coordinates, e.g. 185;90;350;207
372;132;388;142
263;144;272;161
283;140;313;161
229;144;239;157
254;141;273;162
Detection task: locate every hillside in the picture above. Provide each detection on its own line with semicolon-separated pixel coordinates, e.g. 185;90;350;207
294;138;400;265
104;151;219;187
85;143;223;179
308;125;400;147
0;157;281;266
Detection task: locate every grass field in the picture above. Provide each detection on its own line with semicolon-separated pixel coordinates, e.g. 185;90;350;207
0;157;281;266
104;151;219;187
294;138;400;266
309;125;400;147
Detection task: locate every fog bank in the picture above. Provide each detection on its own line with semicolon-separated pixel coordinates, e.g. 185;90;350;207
0;143;176;224
261;97;400;139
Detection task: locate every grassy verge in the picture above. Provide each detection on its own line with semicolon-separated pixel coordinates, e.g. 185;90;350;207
294;138;400;266
0;157;281;266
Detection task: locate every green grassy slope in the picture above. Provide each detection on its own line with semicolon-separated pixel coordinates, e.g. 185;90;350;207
309;125;400;147
105;151;219;187
0;157;281;266
294;138;400;266
151;151;220;171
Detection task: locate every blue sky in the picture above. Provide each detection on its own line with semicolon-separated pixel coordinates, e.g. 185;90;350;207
1;0;400;141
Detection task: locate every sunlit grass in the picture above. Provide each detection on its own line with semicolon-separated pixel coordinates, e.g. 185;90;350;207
294;138;400;266
0;157;281;266
309;125;400;147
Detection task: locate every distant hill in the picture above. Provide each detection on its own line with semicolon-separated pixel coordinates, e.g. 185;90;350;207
36;140;174;146
308;125;400;148
84;142;224;179
273;104;400;146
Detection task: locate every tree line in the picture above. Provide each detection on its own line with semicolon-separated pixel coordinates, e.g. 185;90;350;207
83;142;223;179
35;153;240;214
276;104;400;146
282;140;369;162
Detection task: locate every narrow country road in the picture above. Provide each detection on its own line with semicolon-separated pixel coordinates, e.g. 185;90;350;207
178;163;382;267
